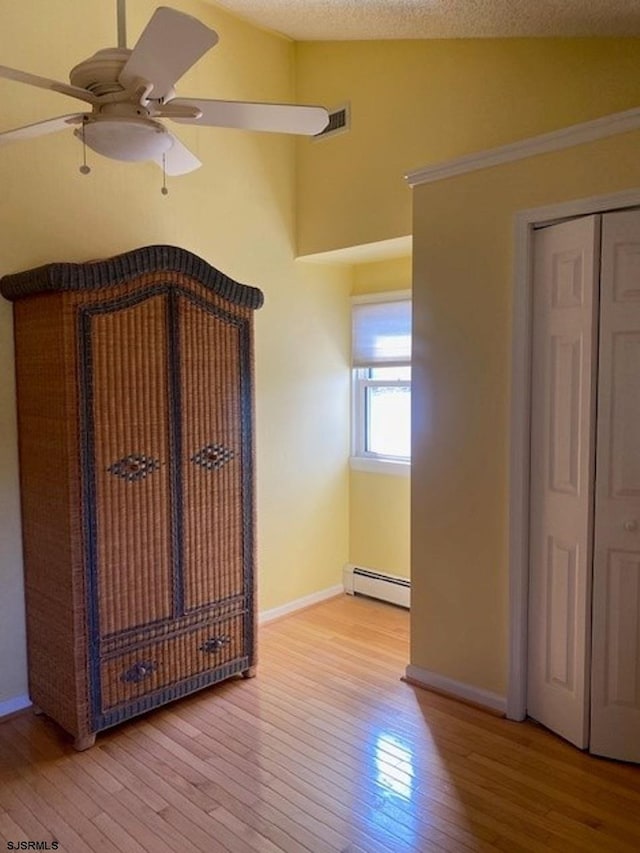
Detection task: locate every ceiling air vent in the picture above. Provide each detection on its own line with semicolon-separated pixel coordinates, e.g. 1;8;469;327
315;104;350;140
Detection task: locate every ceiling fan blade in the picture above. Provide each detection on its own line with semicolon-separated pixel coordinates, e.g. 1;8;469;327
0;114;85;147
119;7;218;101
0;64;96;105
169;99;329;136
153;133;201;175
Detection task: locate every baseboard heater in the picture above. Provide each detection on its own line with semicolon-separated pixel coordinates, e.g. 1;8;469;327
343;564;410;609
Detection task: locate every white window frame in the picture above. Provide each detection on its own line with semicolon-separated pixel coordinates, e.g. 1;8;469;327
350;290;412;477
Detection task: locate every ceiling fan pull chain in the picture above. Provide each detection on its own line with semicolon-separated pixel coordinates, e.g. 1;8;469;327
161;153;168;196
79;120;91;175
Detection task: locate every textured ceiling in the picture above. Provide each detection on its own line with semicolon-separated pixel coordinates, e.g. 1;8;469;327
210;0;640;40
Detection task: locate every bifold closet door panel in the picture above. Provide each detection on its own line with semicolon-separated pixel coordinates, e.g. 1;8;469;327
86;292;174;636
590;208;640;763
527;215;600;749
178;292;248;610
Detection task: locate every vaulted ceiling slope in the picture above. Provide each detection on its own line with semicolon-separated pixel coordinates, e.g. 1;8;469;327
211;0;640;40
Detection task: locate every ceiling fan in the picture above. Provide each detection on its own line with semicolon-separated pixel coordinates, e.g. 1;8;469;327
0;3;330;176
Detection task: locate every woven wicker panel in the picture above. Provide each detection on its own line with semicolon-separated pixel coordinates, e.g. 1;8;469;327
90;293;173;636
100;614;245;711
179;293;245;610
14;294;88;737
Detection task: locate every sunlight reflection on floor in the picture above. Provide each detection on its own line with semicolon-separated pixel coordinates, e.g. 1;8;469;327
375;731;415;802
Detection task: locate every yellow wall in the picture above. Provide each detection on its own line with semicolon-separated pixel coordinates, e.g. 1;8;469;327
351;256;412;297
411;129;640;696
296;39;640;255
349;256;411;577
350;472;410;576
0;0;350;707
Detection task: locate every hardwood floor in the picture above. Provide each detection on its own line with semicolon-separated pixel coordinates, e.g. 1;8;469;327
1;594;639;852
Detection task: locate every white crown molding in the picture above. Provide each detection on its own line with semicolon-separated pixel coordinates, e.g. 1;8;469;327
404;664;506;714
404;106;640;188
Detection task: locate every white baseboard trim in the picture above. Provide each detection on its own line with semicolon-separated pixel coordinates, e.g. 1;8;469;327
0;693;31;720
405;664;506;715
259;584;343;625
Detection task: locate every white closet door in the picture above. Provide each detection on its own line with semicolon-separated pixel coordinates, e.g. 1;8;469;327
528;216;600;748
590;209;640;763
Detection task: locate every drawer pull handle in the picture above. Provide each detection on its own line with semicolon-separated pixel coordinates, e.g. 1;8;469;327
199;636;231;654
121;661;156;683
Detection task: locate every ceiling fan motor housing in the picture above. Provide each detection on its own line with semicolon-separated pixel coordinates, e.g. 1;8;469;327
70;47;174;163
69;48;132;96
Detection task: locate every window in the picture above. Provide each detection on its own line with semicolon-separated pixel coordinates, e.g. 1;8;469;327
351;293;411;473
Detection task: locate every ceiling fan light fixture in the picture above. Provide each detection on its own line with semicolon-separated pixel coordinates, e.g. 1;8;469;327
77;117;172;162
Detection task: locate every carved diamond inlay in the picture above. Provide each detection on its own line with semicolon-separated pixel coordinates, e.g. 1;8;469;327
191;443;235;471
108;453;159;482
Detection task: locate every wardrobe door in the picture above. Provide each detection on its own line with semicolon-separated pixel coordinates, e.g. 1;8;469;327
81;290;174;639
177;290;252;614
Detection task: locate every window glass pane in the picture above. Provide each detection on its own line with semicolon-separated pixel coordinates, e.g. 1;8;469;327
366;385;411;458
369;366;412;381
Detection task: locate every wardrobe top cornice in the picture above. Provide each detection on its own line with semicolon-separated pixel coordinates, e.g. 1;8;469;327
0;245;264;310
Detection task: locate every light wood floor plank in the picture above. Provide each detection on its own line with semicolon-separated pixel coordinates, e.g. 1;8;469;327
1;594;639;852
0;788;56;848
174;699;427;853
185;686;484;851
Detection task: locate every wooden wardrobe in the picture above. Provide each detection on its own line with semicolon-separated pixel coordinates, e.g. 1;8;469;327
1;246;263;749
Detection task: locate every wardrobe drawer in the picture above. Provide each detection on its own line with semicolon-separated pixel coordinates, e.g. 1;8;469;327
99;614;246;711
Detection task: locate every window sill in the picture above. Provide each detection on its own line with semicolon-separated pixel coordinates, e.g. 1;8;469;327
349;456;410;477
